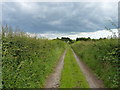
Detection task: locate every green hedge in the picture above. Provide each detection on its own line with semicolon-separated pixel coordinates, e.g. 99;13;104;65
71;39;119;88
2;27;66;88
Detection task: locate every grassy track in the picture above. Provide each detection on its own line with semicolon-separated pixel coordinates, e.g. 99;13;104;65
60;47;89;88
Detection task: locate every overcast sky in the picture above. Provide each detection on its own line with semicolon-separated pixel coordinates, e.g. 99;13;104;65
2;2;118;39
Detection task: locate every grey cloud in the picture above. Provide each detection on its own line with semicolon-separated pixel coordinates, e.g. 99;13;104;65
2;2;118;33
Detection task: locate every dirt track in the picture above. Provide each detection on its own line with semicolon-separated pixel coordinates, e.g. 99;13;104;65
45;48;104;88
72;49;104;88
44;50;66;88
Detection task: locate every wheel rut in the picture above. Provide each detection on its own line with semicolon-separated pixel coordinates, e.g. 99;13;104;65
72;49;104;88
44;50;66;88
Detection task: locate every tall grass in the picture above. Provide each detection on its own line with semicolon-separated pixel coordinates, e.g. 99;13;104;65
71;39;119;88
2;26;66;88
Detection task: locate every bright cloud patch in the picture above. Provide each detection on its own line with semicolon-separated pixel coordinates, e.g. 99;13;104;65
26;29;118;39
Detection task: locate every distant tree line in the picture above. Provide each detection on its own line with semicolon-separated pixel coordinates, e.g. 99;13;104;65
55;37;74;44
54;37;108;44
76;37;91;41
